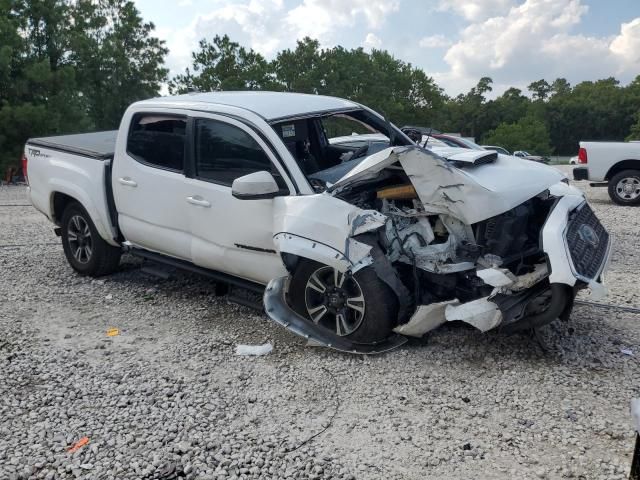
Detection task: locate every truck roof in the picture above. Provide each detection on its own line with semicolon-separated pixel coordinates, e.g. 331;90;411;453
136;91;360;122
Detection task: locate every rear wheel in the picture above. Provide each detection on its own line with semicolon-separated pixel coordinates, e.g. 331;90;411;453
61;203;121;276
608;170;640;206
289;260;397;343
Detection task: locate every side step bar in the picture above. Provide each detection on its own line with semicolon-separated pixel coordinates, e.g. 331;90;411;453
129;248;265;294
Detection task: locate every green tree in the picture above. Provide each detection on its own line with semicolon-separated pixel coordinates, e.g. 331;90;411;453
626;114;640;140
483;115;552;155
0;0;168;174
0;0;90;174
550;78;571;97
273;37;324;93
528;79;552;101
440;77;493;138
70;0;168;129
169;35;275;94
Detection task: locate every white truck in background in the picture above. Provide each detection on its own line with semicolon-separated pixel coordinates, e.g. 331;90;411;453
573;141;640;205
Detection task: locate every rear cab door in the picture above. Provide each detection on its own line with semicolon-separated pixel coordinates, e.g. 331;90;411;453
112;109;192;261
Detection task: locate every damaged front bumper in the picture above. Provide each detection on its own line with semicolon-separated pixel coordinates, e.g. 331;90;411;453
264;276;408;354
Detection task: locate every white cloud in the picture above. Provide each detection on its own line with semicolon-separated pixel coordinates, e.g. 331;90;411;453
143;0;640;97
437;0;640;95
158;0;398;78
419;34;452;49
610;17;640;66
363;33;382;49
285;0;399;41
437;0;515;21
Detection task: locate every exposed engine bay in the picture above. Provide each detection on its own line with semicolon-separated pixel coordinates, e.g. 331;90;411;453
332;164;560;335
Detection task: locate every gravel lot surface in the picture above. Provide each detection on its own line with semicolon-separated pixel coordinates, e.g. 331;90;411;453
1;166;639;480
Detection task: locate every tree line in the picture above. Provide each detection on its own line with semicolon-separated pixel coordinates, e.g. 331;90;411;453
3;0;640;175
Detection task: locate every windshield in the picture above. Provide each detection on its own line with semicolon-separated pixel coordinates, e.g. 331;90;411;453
271;109;410;188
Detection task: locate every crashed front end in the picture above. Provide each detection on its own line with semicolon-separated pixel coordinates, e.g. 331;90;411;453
264;147;612;353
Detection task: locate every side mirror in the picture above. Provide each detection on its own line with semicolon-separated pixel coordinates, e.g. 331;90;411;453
232;170;281;200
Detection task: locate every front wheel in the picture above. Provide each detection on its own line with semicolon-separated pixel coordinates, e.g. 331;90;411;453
61;202;121;276
289;260;397;343
608;170;640;206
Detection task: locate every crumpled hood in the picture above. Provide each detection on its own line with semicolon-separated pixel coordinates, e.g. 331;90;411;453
331;146;565;224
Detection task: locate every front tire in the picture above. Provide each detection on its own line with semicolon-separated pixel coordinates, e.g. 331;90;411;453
289;260;397;343
61;202;121;276
608;170;640;206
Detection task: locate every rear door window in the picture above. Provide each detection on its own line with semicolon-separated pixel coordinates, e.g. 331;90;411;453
127;114;186;172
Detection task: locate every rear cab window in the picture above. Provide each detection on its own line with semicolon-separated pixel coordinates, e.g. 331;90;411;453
127;114;187;172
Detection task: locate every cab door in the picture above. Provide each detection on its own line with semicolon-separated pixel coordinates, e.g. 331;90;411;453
184;114;293;284
112;113;192;261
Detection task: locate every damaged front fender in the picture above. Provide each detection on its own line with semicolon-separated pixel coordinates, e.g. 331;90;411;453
264;276;408;354
273;194;386;272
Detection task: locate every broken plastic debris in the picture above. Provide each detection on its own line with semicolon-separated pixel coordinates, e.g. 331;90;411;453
235;342;273;356
67;437;89;453
105;294;113;300
476;268;515;288
393;300;459;337
621;348;634;356
445;298;502;332
106;328;119;337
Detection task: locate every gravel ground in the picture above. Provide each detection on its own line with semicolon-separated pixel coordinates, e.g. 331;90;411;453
1;167;639;480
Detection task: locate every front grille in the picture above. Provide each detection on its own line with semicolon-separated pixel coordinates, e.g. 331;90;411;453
565;203;609;280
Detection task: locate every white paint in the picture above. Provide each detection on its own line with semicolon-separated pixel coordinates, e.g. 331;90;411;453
445;298;503;332
476;268;515;287
577;140;640;183
26;148;118;246
136;91;358;122
332;147;565;224
231;170;280;196
393;300;459;337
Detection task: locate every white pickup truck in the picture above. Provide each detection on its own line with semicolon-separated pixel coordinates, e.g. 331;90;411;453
25;92;611;353
573;141;640;205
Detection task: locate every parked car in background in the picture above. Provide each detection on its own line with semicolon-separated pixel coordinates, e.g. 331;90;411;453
24;92;611;353
482;145;511;155
574;141;640;205
514;151;550;164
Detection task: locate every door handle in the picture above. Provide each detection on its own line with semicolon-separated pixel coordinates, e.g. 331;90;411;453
118;177;137;187
186;196;211;208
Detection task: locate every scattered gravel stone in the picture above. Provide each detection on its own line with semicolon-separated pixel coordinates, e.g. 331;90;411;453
0;170;638;479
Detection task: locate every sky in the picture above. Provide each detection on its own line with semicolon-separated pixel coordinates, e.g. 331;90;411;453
133;0;640;97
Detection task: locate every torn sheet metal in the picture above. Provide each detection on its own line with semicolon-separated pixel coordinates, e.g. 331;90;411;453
445;297;503;332
393;300;459;337
272;195;386;272
263;276;407;354
331;146;564;224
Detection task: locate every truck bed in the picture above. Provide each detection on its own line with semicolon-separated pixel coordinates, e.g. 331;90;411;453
27;131;117;160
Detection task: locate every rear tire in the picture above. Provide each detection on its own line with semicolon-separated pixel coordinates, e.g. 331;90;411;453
61;202;121;277
289;260;397;343
608;170;640;206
